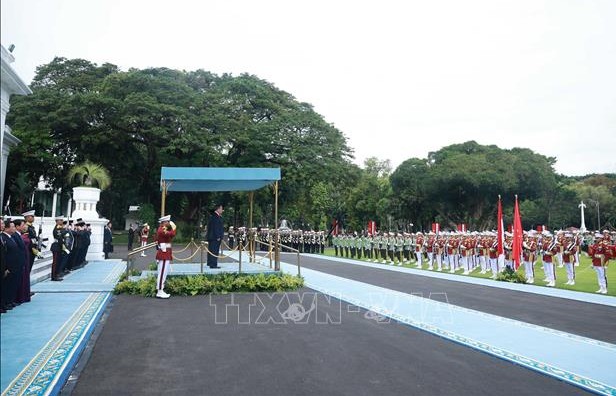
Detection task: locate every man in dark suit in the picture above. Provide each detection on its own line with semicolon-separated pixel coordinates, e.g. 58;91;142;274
127;224;135;251
103;221;113;259
1;218;8;313
1;219;25;311
206;204;225;269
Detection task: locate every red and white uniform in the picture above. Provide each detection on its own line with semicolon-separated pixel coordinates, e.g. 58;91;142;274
415;235;424;267
562;239;577;284
156;224;176;292
542;238;558;286
588;240;611;293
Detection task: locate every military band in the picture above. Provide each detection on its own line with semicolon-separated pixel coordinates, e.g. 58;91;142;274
326;228;613;294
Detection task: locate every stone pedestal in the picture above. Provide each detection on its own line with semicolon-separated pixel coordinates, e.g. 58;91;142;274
72;187;107;261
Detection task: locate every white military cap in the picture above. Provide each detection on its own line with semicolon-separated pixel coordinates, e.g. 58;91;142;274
22;210;35;217
158;215;171;222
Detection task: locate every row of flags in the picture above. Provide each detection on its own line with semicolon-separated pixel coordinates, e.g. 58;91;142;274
500;195;523;270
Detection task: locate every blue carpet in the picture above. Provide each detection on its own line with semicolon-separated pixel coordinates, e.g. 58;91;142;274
1;261;124;395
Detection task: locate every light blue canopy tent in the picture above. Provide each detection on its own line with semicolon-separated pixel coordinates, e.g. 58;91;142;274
160;166;281;218
160;167;281;193
159;167;283;269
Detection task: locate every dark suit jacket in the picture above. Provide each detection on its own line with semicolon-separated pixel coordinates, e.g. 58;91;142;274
103;227;113;252
1;233;24;273
206;213;224;241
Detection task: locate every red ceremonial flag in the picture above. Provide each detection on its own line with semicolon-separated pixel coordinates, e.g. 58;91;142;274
497;195;505;267
512;195;523;269
367;220;376;235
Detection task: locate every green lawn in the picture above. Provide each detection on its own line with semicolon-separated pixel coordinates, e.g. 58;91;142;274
321;248;616;297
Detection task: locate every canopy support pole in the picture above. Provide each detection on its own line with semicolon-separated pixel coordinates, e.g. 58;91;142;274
274;181;280;271
160;180;168;216
249;191;254;263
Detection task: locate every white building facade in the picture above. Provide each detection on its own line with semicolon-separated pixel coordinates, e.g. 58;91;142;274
1;44;32;211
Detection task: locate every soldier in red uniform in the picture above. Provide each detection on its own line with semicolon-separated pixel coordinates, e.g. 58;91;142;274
522;232;538;284
140;223;150;257
460;235;474;275
477;234;489;274
488;233;499;279
155;215;177;299
414;232;424;268
588;233;611;294
541;233;558;287
426;233;435;270
433;234;443;271
562;234;578;286
447;234;460;273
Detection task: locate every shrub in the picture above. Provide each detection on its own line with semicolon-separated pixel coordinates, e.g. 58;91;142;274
496;266;527;283
113;273;304;297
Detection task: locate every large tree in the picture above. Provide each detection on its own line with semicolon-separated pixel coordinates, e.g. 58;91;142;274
6;59;354;226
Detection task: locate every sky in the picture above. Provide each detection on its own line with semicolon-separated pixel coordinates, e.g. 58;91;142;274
2;0;615;176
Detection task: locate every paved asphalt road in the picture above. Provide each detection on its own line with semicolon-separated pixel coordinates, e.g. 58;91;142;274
290;254;616;343
68;291;588;396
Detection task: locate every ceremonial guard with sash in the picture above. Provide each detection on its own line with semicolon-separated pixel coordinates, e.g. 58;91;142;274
588;233;611;294
541;232;558;287
426;232;435;270
477;233;489;274
488;233;499;278
562;233;577;285
522;232;538;284
460;234;474;275
140;223;150;257
155;215;177;299
434;234;445;271
448;234;460;273
415;232;424;268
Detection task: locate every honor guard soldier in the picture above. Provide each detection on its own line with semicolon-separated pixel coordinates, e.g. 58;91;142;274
488;233;499;278
562;233;577;285
426;232;435;270
460;234;475;275
22;210;41;273
402;233;411;264
541;232;558;287
447;234;460;273
155;215;177;299
228;227;236;249
522;232;538;284
415;232;424;268
588;233;611;294
477;233;489;274
50;216;66;281
140;223;150;257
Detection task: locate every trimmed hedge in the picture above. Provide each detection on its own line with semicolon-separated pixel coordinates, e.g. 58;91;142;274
114;272;304;297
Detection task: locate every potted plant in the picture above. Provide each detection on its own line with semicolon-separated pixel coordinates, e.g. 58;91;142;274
67;161;111;219
67;161;111;190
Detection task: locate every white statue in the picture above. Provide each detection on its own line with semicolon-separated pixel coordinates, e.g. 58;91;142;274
279;219;291;230
579;201;587;233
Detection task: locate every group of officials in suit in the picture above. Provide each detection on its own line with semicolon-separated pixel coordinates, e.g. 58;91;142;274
0;210;95;314
1;210;42;313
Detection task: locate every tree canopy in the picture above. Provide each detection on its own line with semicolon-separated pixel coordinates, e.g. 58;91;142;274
5;58;614;231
